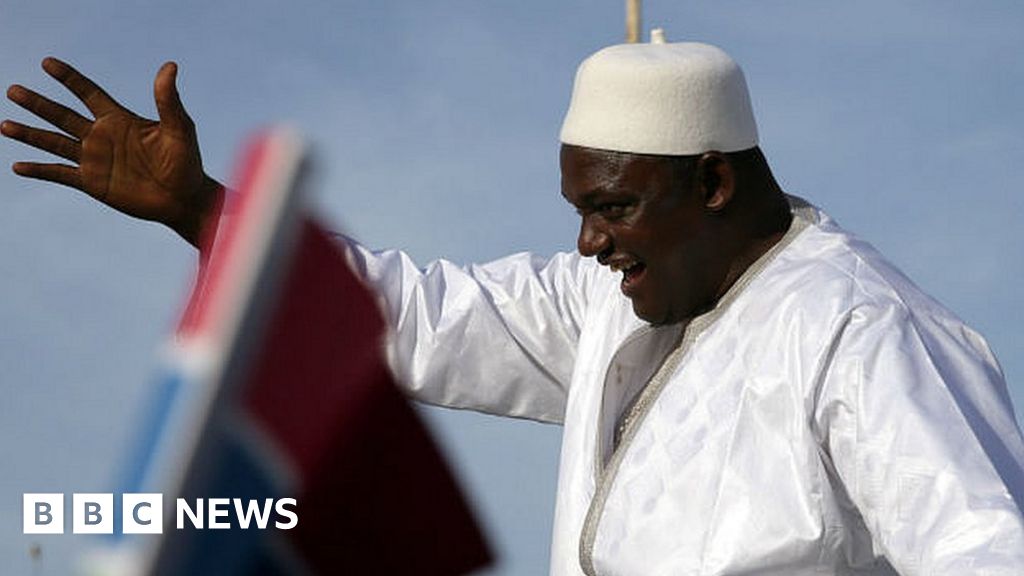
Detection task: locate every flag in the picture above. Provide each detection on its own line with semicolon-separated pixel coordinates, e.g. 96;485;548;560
87;128;492;576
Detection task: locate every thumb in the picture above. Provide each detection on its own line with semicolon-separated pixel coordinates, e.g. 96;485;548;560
154;61;194;134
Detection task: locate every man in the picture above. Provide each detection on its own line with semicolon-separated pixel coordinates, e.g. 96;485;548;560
4;38;1024;575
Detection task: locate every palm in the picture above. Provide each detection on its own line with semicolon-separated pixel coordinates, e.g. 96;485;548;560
83;112;201;223
2;58;218;246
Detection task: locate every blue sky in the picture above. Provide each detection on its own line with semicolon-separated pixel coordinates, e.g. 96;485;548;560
1;1;1022;574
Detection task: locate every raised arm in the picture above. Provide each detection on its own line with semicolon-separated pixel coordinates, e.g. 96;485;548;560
343;239;599;423
2;58;221;247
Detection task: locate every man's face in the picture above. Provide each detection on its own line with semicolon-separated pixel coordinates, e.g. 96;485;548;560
560;144;721;325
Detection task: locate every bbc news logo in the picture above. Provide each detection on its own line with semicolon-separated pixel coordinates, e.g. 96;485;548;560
23;493;298;534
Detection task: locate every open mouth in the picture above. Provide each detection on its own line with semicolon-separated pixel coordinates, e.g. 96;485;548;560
618;261;647;295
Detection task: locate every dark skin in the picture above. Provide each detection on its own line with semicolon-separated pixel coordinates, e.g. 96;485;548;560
3;59;792;324
561;144;792;324
1;58;221;247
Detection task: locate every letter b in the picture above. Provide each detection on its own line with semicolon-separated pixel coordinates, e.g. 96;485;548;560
37;502;52;525
23;494;63;534
73;494;113;534
85;502;102;525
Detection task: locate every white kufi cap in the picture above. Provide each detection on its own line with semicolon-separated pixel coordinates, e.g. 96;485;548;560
560;41;759;155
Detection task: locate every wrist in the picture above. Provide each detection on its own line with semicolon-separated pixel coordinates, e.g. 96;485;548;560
179;175;225;249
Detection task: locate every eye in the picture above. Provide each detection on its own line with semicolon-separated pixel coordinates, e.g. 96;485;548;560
597;202;628;218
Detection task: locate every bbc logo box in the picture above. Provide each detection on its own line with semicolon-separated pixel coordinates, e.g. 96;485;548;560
23;494;63;534
24;493;162;535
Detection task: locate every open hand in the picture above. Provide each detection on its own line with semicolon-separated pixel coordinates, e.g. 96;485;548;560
2;58;221;247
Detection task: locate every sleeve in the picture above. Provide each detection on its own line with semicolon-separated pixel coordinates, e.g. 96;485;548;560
813;303;1024;575
338;235;598;424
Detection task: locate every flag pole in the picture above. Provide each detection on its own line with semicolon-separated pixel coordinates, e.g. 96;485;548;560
622;0;638;42
626;0;642;43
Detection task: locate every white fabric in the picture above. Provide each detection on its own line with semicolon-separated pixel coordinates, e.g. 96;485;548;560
559;42;759;155
340;200;1024;575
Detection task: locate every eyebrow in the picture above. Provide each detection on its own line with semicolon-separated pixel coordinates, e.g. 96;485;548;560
564;185;631;207
561;188;597;209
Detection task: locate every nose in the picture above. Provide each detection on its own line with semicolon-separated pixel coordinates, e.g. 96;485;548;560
577;215;612;260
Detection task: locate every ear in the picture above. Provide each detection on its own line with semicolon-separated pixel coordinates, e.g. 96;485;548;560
696;151;735;212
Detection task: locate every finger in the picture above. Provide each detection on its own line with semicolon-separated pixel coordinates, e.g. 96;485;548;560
12;161;83;191
41;57;120;117
1;120;82;163
6;84;91;139
154;62;194;136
